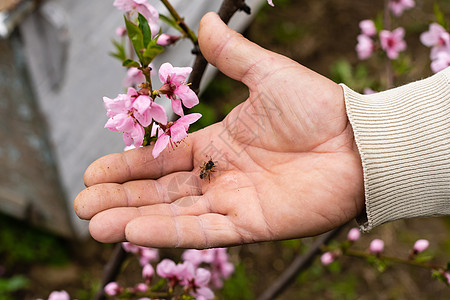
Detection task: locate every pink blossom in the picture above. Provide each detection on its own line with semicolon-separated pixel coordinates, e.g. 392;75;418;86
104;88;167;147
139;247;159;266
347;228;361;242
182;248;232;288
142;264;155;281
444;272;450;285
122;242;139;253
156;259;178;279
267;0;274;6
431;50;450;73
134;283;148;293
113;0;159;36
178;263;214;300
413;239;430;253
364;88;376;95
389;0;415;17
104;282;122;296
420;23;450;59
356;34;374;60
122;242;159;266
123;67;146;87
369;239;385;254
48;291;70;300
320;252;335;265
152;113;202;158
158;62;199;116
421;23;448;47
115;26;126;37
379;27;406;59
359;19;376;36
210;248;234;288
157;33;180;46
182;249;215;266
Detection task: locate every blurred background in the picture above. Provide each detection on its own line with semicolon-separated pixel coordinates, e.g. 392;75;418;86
0;0;449;299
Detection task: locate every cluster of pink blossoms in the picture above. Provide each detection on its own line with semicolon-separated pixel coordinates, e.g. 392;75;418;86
114;0;159;36
356;19;406;60
320;228;450;285
102;243;234;300
105;0;201;158
104;62;201;158
388;0;415;17
420;23;450;73
356;0;414;60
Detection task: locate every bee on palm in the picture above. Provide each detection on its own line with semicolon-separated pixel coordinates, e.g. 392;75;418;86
199;157;216;182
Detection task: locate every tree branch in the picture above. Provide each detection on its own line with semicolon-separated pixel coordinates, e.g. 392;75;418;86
93;244;128;300
189;0;251;93
257;227;343;300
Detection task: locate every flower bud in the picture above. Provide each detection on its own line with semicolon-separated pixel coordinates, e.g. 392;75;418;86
347;228;361;242
104;282;122;296
157;33;180;46
48;290;70;300
359;19;376;36
142;264;155;282
320;252;335;266
369;239;384;254
413;239;430;253
134;283;148;293
115;26;126;37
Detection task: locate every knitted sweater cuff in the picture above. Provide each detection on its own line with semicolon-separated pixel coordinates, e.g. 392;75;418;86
341;67;450;232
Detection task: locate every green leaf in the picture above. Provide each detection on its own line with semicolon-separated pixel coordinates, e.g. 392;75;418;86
0;276;29;293
159;14;183;33
138;13;152;46
431;269;449;286
122;59;141;68
124;16;145;62
109;39;127;61
434;3;448;31
142;38;165;65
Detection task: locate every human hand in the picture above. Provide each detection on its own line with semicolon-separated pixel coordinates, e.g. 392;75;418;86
74;12;364;248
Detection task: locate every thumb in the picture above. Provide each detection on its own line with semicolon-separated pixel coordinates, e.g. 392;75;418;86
198;12;274;87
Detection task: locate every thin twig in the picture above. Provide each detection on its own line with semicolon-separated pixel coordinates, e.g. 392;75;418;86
93;244;128;300
257;227;344;300
384;0;394;89
189;0;251;93
160;0;198;44
94;2;251;297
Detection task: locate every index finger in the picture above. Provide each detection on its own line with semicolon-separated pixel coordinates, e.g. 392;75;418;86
84;135;195;186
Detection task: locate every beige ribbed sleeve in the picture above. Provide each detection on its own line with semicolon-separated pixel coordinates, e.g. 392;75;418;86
341;67;450;232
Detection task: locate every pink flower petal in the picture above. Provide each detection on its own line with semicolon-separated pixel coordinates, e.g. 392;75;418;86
176;85;199;108
171;98;184;116
177;113;202;130
152;133;170;158
156;258;177;278
133;95;151;114
169;123;188;143
158;62;174;83
170;66;193;84
130;124;145;147
149;101;168;125
359;19;376;36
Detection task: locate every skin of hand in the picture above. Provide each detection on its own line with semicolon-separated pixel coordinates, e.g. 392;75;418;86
74;12;365;249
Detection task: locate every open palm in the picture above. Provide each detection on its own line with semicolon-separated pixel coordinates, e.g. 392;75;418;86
74;13;364;248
